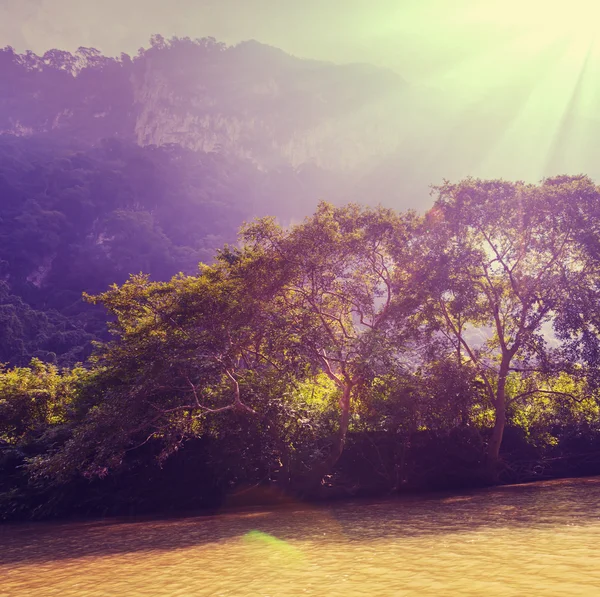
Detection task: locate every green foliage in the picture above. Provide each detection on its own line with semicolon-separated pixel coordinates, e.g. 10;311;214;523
3;179;600;519
423;175;600;465
0;359;90;445
5;36;600;517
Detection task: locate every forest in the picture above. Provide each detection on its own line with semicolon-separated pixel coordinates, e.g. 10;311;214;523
0;133;334;368
3;174;600;520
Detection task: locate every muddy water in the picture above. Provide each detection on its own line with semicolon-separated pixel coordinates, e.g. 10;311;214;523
2;477;600;596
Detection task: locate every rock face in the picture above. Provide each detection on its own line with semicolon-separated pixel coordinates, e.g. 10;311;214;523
0;38;408;171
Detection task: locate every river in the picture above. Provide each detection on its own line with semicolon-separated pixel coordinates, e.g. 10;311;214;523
2;477;600;596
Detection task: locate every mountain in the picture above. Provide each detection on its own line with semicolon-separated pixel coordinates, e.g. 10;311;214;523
0;37;422;366
0;37;407;171
3;35;595;366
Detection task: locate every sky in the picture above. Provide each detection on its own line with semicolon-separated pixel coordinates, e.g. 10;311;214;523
0;0;554;82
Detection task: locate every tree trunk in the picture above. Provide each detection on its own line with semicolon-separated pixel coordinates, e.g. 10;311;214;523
488;401;506;470
302;382;353;491
327;382;352;469
487;359;509;479
277;443;292;489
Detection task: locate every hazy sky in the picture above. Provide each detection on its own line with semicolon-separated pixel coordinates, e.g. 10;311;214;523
2;0;598;184
0;0;527;82
1;0;594;85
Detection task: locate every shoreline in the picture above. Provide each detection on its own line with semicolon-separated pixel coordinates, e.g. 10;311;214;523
3;473;599;528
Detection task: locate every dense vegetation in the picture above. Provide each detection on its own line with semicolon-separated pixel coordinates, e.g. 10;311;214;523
3;176;600;520
0;37;404;167
0;134;333;368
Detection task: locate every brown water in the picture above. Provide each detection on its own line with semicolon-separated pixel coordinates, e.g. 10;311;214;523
2;478;600;596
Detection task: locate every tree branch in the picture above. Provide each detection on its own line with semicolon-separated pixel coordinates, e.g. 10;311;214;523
508;389;582;405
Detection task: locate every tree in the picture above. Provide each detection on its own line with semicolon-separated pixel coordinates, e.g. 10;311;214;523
31;246;312;482
424;176;600;472
239;202;421;482
42;50;77;74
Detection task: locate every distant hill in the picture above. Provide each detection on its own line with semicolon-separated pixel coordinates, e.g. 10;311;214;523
0;37;407;171
0;134;337;366
5;37;411;365
0;38;434;366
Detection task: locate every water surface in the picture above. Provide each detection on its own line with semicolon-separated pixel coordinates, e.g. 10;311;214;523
2;477;600;596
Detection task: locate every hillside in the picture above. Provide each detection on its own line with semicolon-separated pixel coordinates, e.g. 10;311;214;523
4;37;412;366
0;37;407;171
0;134;336;366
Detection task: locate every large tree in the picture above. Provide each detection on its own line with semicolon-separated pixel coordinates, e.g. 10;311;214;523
30;266;279;480
424;175;600;471
239;202;421;482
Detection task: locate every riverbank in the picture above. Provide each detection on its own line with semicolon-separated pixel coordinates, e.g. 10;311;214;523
3;426;600;522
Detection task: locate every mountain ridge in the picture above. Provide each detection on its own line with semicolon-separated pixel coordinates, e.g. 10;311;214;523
1;37;408;171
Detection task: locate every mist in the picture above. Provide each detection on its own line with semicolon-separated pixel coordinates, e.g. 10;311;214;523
3;0;598;189
1;0;524;81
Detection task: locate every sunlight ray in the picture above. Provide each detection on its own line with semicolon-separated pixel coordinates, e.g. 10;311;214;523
543;39;596;175
472;36;599;180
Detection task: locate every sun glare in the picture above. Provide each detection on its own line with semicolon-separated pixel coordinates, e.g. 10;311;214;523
411;0;600;183
469;0;600;36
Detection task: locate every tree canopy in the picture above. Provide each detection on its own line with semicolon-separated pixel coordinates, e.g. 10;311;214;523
4;177;600;520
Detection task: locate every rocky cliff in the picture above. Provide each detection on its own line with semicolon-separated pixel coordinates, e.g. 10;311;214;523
0;37;408;171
